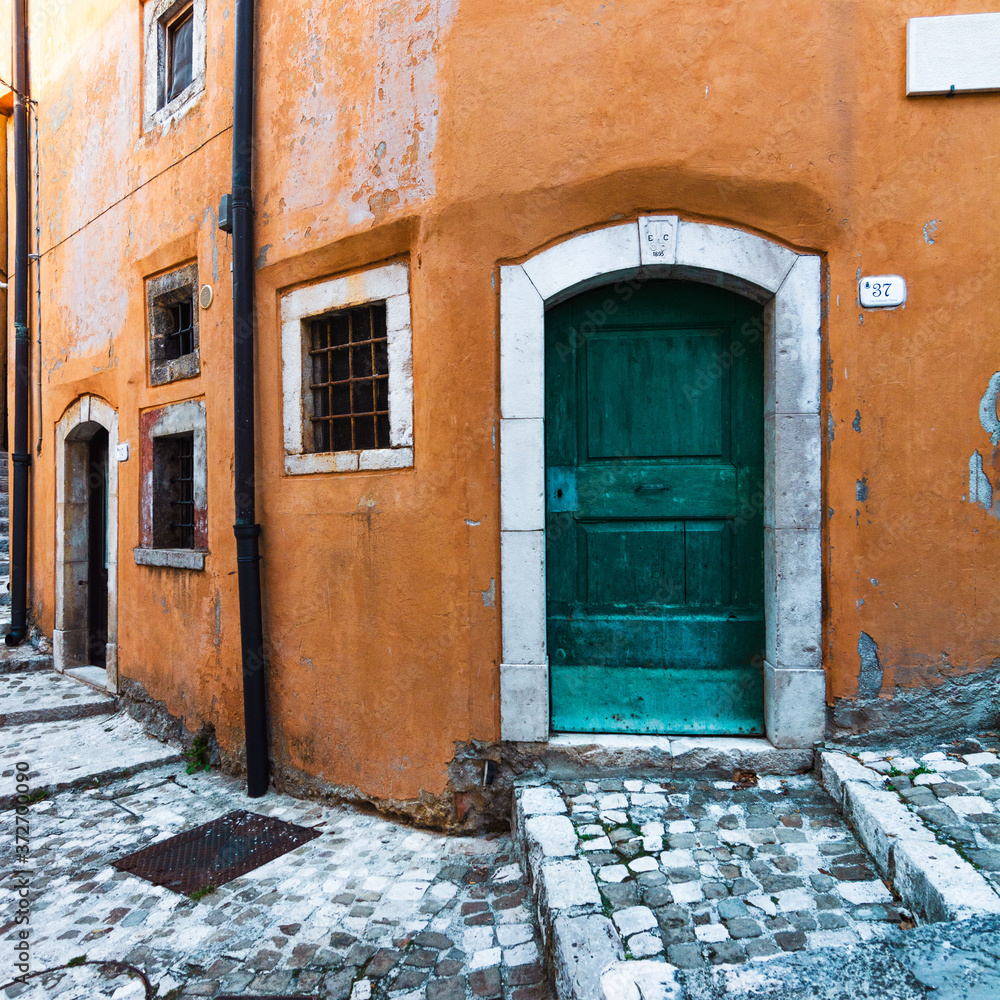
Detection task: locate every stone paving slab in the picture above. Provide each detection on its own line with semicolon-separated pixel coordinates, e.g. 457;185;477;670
0;670;115;727
0;712;182;807
818;740;1000;922
514;775;906;999
0;760;552;1000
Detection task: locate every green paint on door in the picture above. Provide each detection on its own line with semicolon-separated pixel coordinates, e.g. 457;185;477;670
546;280;765;735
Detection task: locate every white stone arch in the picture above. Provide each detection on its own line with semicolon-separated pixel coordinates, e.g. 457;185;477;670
54;395;120;693
499;217;824;748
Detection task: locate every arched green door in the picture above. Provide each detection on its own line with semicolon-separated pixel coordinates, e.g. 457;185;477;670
545;279;765;734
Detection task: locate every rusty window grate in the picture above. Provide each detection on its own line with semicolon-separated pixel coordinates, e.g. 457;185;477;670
164;300;194;360
308;303;390;453
112;810;320;896
152;433;195;549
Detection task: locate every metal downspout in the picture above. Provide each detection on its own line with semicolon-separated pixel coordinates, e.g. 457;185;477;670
231;0;268;795
6;0;30;647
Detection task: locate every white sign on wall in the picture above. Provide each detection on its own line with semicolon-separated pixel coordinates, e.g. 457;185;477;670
907;14;1000;96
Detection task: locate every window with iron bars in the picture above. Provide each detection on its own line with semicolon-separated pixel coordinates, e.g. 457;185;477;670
307;303;390;453
153;433;196;549
164;300;194;360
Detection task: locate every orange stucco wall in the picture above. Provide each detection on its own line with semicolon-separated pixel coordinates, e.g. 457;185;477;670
10;1;1000;811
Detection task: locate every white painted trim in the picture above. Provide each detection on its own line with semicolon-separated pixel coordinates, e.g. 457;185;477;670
498;219;824;747
280;262;413;474
54;396;119;694
142;0;207;133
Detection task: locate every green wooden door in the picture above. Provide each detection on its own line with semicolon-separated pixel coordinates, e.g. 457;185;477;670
546;280;765;734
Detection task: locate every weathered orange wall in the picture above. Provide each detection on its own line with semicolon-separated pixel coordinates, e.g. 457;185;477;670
12;1;1000;810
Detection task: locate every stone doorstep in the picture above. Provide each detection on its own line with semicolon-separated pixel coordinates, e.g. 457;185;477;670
543;735;813;778
817;751;1000;923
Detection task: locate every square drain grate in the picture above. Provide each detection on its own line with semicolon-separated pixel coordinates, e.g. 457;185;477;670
113;809;320;895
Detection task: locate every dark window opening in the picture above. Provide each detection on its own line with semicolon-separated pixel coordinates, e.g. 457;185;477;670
308;303;390;453
164;300;194;360
166;5;194;104
153;433;196;549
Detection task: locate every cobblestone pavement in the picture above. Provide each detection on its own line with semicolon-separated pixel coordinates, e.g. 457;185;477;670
837;737;1000;893
1;758;552;1000
541;773;905;969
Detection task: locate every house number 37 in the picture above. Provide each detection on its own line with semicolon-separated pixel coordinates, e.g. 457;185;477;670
859;275;907;308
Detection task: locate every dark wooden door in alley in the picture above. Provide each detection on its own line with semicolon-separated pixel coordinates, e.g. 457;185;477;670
545;279;766;734
87;428;109;669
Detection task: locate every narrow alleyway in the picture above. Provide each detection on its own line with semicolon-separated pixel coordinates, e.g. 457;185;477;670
1;668;551;1000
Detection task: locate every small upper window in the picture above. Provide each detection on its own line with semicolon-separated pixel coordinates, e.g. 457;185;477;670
143;0;205;132
146;262;200;386
165;5;194;104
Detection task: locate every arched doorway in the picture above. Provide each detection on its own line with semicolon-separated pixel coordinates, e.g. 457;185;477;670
498;217;824;748
55;396;119;693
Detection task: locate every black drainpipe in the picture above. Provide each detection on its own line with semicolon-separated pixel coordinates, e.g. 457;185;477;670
231;0;268;796
6;0;31;648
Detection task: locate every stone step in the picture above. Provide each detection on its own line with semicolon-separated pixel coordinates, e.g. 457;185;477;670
0;647;53;674
0;711;182;809
0;669;116;726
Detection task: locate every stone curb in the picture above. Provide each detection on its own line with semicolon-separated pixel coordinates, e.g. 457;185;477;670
1;697;116;727
513;785;627;1000
817;750;1000;922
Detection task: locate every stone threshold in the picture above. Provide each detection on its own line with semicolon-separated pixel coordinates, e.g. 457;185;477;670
818;750;1000;923
64;664;111;693
540;734;813;778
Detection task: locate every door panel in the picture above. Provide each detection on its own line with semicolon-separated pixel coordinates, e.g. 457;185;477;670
545;279;765;735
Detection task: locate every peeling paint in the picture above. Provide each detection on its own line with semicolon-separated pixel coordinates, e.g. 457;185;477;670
979;373;1000;445
481;579;495;608
923;219;940;245
856;477;868;502
858;632;883;698
852;409;861;433
969;450;993;511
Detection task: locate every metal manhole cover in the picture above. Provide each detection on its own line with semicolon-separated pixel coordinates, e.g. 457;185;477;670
112;809;320;895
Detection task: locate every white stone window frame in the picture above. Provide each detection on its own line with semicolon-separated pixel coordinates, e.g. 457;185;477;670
280;262;414;475
134;398;209;571
499;218;824;749
142;0;207;133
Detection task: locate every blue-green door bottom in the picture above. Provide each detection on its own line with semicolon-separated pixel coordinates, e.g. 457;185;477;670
550;664;765;736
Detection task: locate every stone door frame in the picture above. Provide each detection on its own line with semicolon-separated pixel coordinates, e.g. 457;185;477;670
498;217;824;748
54;395;120;693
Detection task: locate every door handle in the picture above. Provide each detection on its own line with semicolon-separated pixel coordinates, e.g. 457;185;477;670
635;483;669;493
